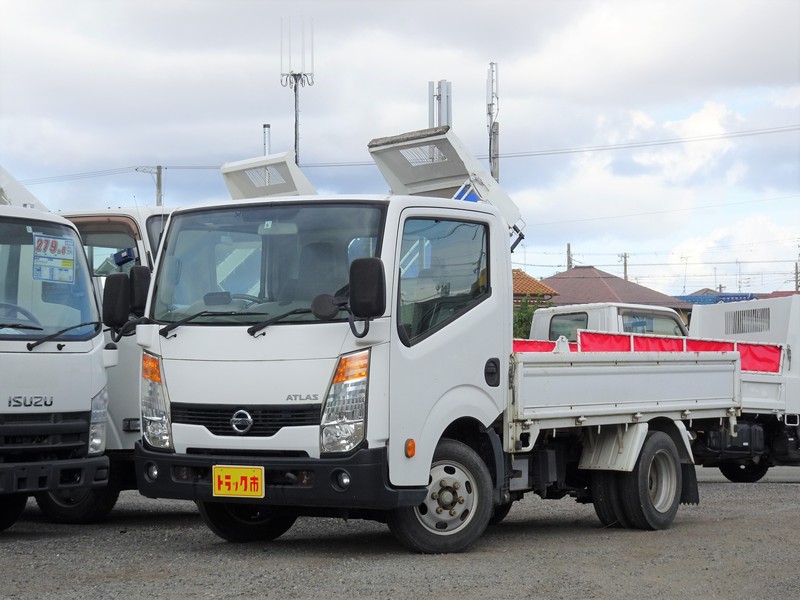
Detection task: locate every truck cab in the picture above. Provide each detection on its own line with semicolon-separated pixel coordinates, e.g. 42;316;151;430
529;302;688;342
0;205;112;531
51;206;171;520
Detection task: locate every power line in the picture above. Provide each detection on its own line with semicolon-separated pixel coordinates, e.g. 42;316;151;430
19;124;800;184
529;193;799;227
499;124;800;159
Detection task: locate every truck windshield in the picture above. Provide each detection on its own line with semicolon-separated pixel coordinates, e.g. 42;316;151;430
151;202;384;326
0;215;100;341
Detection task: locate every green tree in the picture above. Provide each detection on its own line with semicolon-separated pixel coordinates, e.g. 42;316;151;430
513;295;553;339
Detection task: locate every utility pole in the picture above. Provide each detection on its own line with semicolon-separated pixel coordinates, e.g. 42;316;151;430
262;124;271;155
156;165;162;206
487;62;499;181
281;18;314;165
618;253;629;280
134;166;163;206
566;243;573;270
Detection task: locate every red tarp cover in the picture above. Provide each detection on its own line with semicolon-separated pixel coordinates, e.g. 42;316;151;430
513;332;782;373
579;332;632;352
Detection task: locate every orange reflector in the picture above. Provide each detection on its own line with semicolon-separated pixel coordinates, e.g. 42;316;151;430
142;353;162;383
332;350;369;384
405;438;416;458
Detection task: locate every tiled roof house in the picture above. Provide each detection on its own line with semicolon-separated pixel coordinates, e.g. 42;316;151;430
540;266;691;320
512;268;558;310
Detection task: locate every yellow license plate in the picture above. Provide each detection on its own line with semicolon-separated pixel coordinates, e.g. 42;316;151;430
212;465;265;498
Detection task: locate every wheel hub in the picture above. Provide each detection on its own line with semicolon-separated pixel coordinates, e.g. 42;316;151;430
416;463;475;533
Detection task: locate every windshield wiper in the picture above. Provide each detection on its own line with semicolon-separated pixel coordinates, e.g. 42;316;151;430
26;321;101;351
0;323;44;331
159;310;267;339
247;308;312;338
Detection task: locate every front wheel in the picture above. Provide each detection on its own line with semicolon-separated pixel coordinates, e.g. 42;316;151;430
197;502;297;543
387;438;493;553
619;431;682;530
719;462;770;483
35;484;121;524
0;495;28;532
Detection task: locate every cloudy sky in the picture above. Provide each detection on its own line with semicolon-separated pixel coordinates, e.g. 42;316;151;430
1;0;798;296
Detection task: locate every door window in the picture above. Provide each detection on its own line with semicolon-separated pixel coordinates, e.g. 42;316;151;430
398;218;488;345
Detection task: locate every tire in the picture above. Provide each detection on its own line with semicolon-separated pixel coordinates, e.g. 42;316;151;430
0;495;28;532
619;431;682;530
197;502;297;543
35;483;121;524
590;470;631;528
719;462;770;483
489;501;514;525
387;438;493;553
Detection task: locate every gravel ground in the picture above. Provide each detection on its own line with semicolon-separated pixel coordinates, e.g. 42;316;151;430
1;467;798;600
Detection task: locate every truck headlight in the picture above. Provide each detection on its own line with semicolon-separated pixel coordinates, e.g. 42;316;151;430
141;352;173;451
88;386;109;455
320;350;369;454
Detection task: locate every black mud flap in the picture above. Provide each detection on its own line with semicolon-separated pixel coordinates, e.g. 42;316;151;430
680;463;699;505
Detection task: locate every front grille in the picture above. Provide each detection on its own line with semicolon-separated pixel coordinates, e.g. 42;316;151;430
0;411;90;462
171;403;321;437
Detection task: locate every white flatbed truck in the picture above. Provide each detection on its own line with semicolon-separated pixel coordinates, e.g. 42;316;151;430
690;296;799;481
104;128;751;553
529;300;797;483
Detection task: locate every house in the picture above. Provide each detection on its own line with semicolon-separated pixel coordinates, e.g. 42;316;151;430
540;266;692;322
512;268;558;311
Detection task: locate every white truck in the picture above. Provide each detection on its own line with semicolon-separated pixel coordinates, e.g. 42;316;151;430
529;301;688;342
0;203;114;532
529;300;798;483
690;296;799;482
103;127;751;553
31;206;171;521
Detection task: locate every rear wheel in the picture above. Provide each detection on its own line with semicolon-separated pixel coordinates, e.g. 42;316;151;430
35;484;121;524
197;502;297;543
0;495;28;532
590;470;630;528
619;431;682;530
387;438;493;553
719;462;770;483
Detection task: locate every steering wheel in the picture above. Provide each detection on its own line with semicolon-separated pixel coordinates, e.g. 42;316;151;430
0;302;42;326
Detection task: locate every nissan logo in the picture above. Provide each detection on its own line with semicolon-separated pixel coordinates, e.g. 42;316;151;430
230;409;254;434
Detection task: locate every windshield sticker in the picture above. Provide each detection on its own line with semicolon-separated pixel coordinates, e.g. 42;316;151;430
32;234;76;284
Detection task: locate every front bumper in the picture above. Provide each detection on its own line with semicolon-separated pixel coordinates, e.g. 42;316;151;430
0;455;110;495
134;441;426;510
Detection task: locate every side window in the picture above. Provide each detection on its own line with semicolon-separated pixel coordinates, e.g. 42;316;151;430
397;218;488;345
549;312;588;342
621;312;685;336
78;230;139;276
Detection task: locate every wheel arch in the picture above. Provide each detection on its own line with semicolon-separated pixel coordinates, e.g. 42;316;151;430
647;417;694;464
441;417;505;504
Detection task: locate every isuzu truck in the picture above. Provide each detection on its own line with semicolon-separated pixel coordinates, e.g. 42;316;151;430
0;204;113;531
104;128;756;553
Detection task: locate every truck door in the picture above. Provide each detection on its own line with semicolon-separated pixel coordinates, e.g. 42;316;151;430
387;209;507;486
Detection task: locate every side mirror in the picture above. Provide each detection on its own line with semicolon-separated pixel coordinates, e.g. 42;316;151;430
349;258;385;319
129;265;151;317
102;272;131;328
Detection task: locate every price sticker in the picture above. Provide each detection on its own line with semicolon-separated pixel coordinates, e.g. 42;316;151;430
32;234;76;284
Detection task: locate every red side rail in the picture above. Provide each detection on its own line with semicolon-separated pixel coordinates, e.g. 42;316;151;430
513;331;784;374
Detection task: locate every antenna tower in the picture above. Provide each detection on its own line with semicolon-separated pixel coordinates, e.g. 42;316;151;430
487;62;499;181
281;17;314;165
